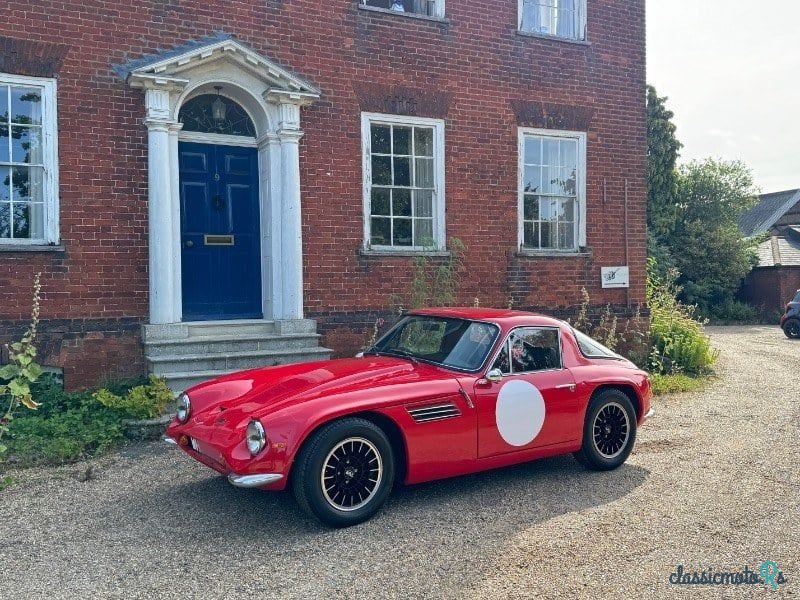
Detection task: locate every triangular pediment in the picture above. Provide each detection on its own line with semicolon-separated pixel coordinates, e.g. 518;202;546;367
123;33;320;99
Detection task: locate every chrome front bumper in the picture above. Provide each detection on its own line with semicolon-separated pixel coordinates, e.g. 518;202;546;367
227;473;284;488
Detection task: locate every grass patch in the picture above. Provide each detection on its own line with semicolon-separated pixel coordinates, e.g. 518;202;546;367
0;475;14;491
651;373;711;395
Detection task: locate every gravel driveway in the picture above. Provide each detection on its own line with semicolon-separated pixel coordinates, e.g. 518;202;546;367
1;326;797;599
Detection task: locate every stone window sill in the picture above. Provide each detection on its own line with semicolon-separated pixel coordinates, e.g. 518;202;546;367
358;5;450;24
361;248;451;258
516;30;591;46
515;248;592;258
0;243;65;253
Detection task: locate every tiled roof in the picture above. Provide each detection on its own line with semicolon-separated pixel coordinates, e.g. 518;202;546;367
739;189;800;237
755;228;800;267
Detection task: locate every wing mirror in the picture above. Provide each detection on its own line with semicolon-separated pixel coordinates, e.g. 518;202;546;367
485;369;503;383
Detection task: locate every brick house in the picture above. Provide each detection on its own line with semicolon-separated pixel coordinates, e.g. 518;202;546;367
1;0;647;391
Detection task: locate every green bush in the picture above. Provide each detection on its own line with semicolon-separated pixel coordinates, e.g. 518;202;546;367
647;258;718;375
93;375;173;419
707;299;760;323
1;374;172;468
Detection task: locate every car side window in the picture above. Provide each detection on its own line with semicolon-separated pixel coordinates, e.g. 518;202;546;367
509;327;561;373
492;342;510;373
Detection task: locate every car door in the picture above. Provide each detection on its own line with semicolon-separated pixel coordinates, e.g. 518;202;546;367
474;326;581;458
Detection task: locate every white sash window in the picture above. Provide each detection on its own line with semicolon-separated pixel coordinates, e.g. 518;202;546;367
0;74;58;245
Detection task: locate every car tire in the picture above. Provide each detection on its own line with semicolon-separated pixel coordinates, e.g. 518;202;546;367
574;389;637;471
292;417;395;528
783;318;800;339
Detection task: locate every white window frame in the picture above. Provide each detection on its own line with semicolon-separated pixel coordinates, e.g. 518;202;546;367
518;127;587;252
361;112;446;252
0;73;59;246
518;0;588;41
360;0;446;19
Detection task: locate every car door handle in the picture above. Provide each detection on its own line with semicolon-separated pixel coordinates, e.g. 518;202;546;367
555;384;576;391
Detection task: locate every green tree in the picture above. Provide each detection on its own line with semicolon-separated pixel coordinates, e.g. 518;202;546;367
670;159;759;314
646;85;682;237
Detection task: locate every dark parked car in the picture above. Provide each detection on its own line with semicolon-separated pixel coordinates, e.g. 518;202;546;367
780;290;800;338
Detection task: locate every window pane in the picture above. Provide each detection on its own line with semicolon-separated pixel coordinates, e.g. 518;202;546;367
11;126;42;164
364;0;434;16
10;87;42;126
372;155;391;185
0;85;7;121
178;94;255;137
561;140;578;169
523;221;536;247
541;167;560;194
0;202;9;238
540;221;553;248
371;217;391;246
562;198;575;221
414;127;433;157
523;195;539;220
12;166;44;203
415;157;434;188
371;125;391;154
510;328;561;372
414;189;433;218
414;218;434;246
371;188;390;215
12;203;30;238
393;157;411;186
0;167;10;202
0;128;8;163
393;189;411;216
542;138;559;166
558;221;574;249
523;165;540;193
393;126;411;155
524;136;541;165
394;218;412;246
562;167;577;195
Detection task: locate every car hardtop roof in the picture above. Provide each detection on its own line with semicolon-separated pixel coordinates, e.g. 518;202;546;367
407;307;565;327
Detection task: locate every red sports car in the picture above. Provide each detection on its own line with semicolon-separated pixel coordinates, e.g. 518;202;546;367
165;308;653;527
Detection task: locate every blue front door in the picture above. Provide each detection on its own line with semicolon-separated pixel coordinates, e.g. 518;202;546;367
179;142;262;321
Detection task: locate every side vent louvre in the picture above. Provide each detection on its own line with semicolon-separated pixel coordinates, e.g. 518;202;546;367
407;402;461;424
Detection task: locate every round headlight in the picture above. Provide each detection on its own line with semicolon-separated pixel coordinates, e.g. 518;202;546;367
176;393;191;423
246;420;267;456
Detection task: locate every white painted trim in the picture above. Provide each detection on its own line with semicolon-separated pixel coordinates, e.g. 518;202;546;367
517;127;587;251
0;73;59;245
517;0;588;41
361;111;446;252
178;131;257;148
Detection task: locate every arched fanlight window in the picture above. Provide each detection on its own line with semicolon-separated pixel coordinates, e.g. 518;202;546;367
178;90;256;137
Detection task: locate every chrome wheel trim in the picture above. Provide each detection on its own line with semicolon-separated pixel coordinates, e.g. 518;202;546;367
787;321;800;337
321;437;383;512
592;401;631;459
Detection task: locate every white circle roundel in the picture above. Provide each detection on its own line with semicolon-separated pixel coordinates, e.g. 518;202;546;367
495;380;546;446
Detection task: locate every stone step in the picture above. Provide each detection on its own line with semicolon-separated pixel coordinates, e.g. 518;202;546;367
184;319;277;338
148;347;333;376
144;333;321;356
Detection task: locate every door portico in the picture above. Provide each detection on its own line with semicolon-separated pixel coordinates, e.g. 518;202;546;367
125;36;320;326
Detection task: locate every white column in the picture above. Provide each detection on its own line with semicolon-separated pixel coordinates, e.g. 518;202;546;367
276;102;305;320
259;134;281;320
168;123;184;322
145;118;175;324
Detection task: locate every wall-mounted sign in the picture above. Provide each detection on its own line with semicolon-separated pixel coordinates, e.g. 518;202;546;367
601;266;630;289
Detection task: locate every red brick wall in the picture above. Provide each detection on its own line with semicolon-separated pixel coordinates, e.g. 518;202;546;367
740;267;800;318
1;0;647;386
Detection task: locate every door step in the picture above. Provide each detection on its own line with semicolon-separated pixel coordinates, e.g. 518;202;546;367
143;319;332;393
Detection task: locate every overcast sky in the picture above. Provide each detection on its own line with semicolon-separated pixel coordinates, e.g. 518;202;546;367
647;0;800;194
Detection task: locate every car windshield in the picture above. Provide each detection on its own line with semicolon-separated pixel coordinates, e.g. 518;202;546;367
370;316;500;371
573;328;623;360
